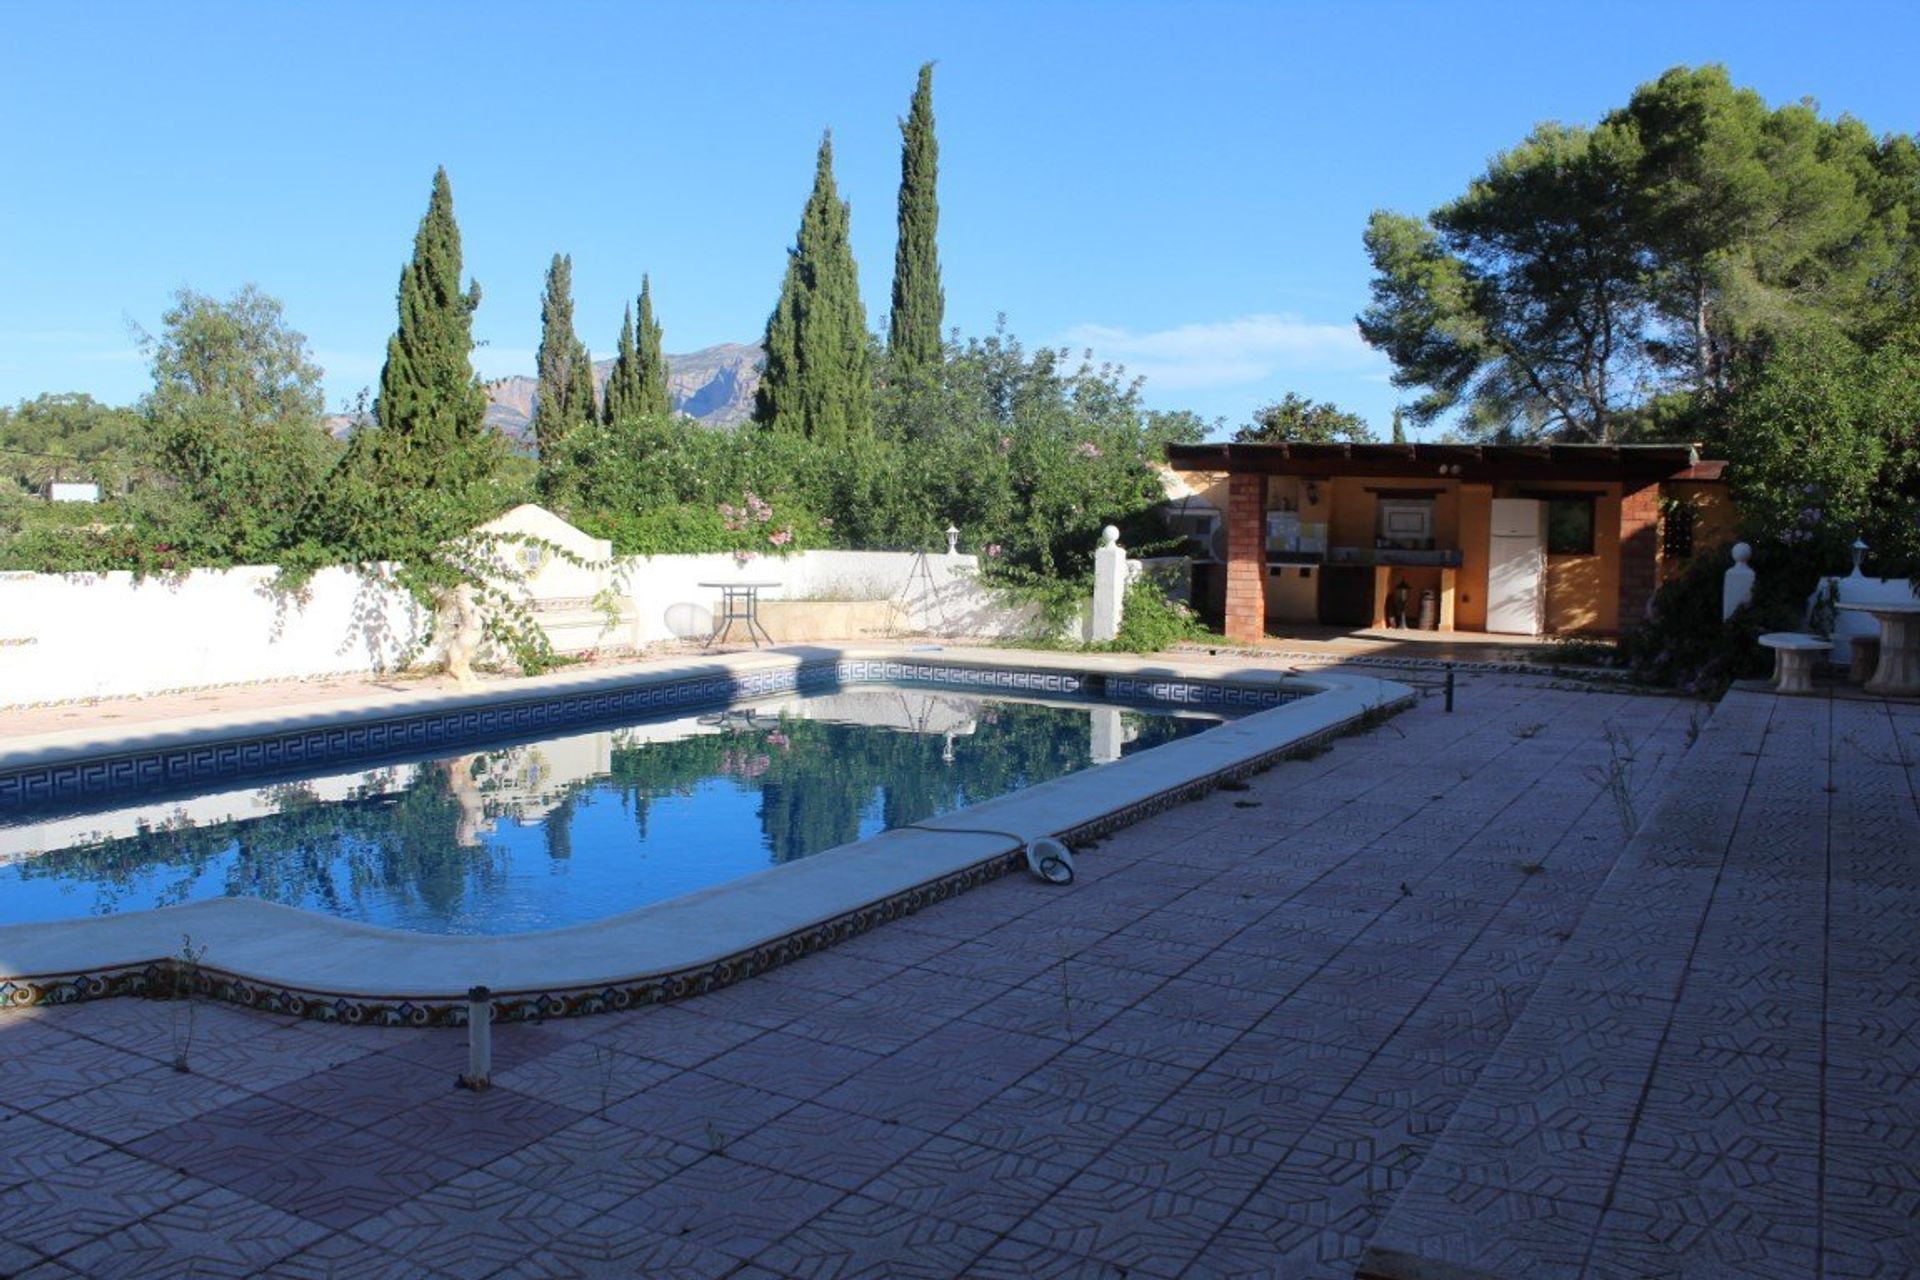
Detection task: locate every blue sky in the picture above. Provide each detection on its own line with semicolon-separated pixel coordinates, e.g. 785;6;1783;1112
3;1;1916;439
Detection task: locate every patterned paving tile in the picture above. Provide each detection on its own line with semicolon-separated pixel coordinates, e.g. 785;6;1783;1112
579;1004;767;1069
128;1092;358;1187
0;1150;212;1260
725;1101;936;1192
271;1235;459;1280
349;1170;595;1280
490;1040;682;1114
1361;1179;1600;1280
696;1028;882;1100
249;1128;467;1230
258;1048;456;1128
1086;1113;1289;1208
380;1083;583;1170
856;1133;1081;1237
485;1214;743;1279
750;1192;998;1279
1008;1170;1236;1279
33;1063;251;1143
966;1237;1132;1279
53;1186;327;1279
0;1024;156;1110
0;1109;114;1190
607;1155;845;1262
482;1115;705;1210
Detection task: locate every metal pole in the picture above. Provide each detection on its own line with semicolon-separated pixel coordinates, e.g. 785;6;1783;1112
1444;663;1456;713
462;985;492;1090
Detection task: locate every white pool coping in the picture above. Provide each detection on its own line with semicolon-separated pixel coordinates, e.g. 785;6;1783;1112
0;645;1411;1016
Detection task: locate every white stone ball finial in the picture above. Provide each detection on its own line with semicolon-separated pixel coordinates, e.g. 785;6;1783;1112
1100;525;1121;547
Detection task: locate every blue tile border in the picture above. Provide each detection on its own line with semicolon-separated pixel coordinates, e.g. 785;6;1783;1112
0;688;1404;1027
0;659;1301;814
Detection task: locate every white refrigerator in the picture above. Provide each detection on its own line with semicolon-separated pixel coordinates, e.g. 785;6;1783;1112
1487;499;1546;635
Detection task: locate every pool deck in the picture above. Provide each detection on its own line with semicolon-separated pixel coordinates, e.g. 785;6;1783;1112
0;660;1913;1278
0;646;1407;1014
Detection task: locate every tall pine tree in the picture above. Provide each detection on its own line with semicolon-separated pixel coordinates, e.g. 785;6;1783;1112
634;274;671;417
888;62;944;376
371;167;491;501
533;253;593;459
603;303;641;425
753;133;872;444
1391;407;1407;444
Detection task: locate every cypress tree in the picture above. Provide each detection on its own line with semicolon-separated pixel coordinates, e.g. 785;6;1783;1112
635;274;672;418
888;62;944;375
372;167;490;499
1391;407;1407;444
533;253;592;458
753;132;871;444
603;304;640;425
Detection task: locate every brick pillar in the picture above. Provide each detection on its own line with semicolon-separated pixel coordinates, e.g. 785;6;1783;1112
1617;482;1662;631
1224;472;1266;643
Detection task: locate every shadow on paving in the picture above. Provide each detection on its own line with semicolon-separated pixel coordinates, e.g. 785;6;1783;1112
0;673;1713;1278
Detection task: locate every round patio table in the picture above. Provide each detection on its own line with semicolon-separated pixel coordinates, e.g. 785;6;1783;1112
1837;601;1920;697
698;581;781;649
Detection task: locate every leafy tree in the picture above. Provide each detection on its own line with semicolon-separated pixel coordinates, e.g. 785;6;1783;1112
889;62;944;378
634;274;672;418
1724;321;1920;574
365;167;494;507
753;133;873;444
0;393;145;495
1235;393;1376;444
139;285;338;562
533;253;595;477
1359;64;1920;442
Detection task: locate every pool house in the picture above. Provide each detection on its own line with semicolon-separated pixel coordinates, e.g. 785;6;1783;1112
1162;441;1732;641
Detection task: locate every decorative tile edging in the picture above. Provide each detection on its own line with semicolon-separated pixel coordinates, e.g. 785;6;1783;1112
0;659;1301;812
0;689;1410;1026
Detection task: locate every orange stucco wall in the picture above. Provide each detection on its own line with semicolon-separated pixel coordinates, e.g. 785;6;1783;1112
1499;480;1621;634
1455;484;1491;632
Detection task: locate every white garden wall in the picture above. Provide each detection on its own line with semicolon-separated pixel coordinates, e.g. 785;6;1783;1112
0;545;1044;709
0;565;433;707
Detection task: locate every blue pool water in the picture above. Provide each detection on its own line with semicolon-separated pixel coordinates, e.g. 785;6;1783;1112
0;684;1227;935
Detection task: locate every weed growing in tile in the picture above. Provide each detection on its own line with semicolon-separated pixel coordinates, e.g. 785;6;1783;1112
170;932;208;1074
1589;724;1640;835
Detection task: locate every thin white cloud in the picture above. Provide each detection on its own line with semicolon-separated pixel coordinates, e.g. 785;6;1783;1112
1058;314;1387;392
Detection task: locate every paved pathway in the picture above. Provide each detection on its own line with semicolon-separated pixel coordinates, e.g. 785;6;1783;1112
0;674;1711;1277
1362;690;1920;1279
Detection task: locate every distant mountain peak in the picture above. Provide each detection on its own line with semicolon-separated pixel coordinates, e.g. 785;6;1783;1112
481;342;764;444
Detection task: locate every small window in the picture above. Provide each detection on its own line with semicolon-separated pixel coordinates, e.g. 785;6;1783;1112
1662;500;1696;560
1546;497;1595;556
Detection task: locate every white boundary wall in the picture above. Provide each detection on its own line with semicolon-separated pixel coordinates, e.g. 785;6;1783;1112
0;566;433;707
0;550;1042;707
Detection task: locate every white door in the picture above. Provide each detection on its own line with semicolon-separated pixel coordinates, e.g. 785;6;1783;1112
1487;500;1545;635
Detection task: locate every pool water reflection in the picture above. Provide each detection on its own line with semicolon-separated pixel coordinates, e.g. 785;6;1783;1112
0;685;1227;935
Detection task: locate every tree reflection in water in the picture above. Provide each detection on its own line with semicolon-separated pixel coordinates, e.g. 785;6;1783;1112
6;696;1217;932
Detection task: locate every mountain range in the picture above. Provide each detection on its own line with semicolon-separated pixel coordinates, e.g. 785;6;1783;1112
483;342;763;442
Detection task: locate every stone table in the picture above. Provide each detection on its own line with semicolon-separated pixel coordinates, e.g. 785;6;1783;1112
1837;600;1920;696
1757;632;1831;695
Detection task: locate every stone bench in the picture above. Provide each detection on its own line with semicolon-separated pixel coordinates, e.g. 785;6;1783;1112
1758;632;1831;695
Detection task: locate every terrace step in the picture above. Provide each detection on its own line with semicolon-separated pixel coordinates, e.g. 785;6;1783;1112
1357;690;1896;1280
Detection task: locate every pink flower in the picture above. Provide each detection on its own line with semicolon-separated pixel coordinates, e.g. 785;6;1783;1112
986;543;1003;558
1076;441;1103;460
766;731;790;749
768;527;794;547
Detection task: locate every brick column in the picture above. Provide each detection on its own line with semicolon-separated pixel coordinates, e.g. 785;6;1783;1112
1224;472;1266;643
1617;482;1662;631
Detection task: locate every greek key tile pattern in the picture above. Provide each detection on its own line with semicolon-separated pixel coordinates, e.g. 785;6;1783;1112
0;661;1301;813
1;666;815;811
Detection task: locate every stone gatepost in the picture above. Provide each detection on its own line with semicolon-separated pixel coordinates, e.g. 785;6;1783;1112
1091;526;1127;644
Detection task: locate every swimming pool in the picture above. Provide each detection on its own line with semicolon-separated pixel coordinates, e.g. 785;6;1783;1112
0;648;1409;1023
0;683;1227;934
